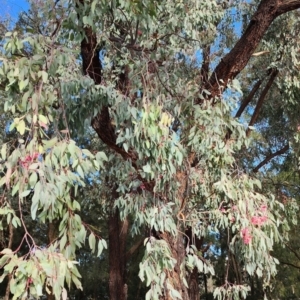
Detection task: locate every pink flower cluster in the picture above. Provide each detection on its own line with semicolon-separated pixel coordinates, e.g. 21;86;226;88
251;215;267;226
232;205;238;211
240;204;268;245
260;204;267;212
251;204;268;226
20;152;39;169
241;227;252;244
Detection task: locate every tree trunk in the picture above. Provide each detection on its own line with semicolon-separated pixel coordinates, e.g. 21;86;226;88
186;228;204;300
78;8;131;299
4;220;13;300
160;231;190;300
47;221;59;300
109;208;129;300
188;268;200;300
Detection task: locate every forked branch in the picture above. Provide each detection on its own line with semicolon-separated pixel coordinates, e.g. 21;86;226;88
204;0;300;98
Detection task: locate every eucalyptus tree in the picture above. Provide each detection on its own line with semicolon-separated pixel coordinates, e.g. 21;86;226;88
0;1;300;300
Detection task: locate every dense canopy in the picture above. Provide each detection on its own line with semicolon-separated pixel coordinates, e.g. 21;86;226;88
1;0;300;299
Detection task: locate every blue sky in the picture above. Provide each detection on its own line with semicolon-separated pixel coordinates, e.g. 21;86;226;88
1;0;29;21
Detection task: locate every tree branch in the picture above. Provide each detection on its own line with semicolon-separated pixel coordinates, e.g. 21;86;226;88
277;0;300;16
204;0;300;98
284;242;300;261
235;79;262;118
78;6;155;192
200;45;211;84
278;259;300;270
252;144;289;173
79;3;135;162
246;68;278;136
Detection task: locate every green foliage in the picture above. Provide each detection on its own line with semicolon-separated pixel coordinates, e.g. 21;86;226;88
0;247;81;300
0;0;300;299
139;238;176;299
0;12;109;298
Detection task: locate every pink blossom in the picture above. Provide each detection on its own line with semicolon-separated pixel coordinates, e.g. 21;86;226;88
20;152;40;169
260;204;268;213
251;216;262;226
260;216;268;223
32;152;39;160
241;227;252;245
232;205;238;211
251;215;268;226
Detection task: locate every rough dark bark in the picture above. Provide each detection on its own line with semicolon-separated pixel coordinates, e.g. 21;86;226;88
160;231;190;300
80;15;102;84
47;221;59;300
276;0;300;15
203;274;208;300
4;274;11;300
109;209;129;300
4;220;13;300
48;221;59;244
186;228;205;300
200;45;211;84
188;268;200;300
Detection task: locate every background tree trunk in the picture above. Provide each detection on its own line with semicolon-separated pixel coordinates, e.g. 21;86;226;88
4;220;13;300
188;268;200;300
47;221;59;300
109;209;129;300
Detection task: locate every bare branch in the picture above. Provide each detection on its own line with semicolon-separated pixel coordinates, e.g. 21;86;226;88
200;45;211;84
253;144;289;173
284;242;300;261
246;68;278;136
278;259;300;270
235;79;262;118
